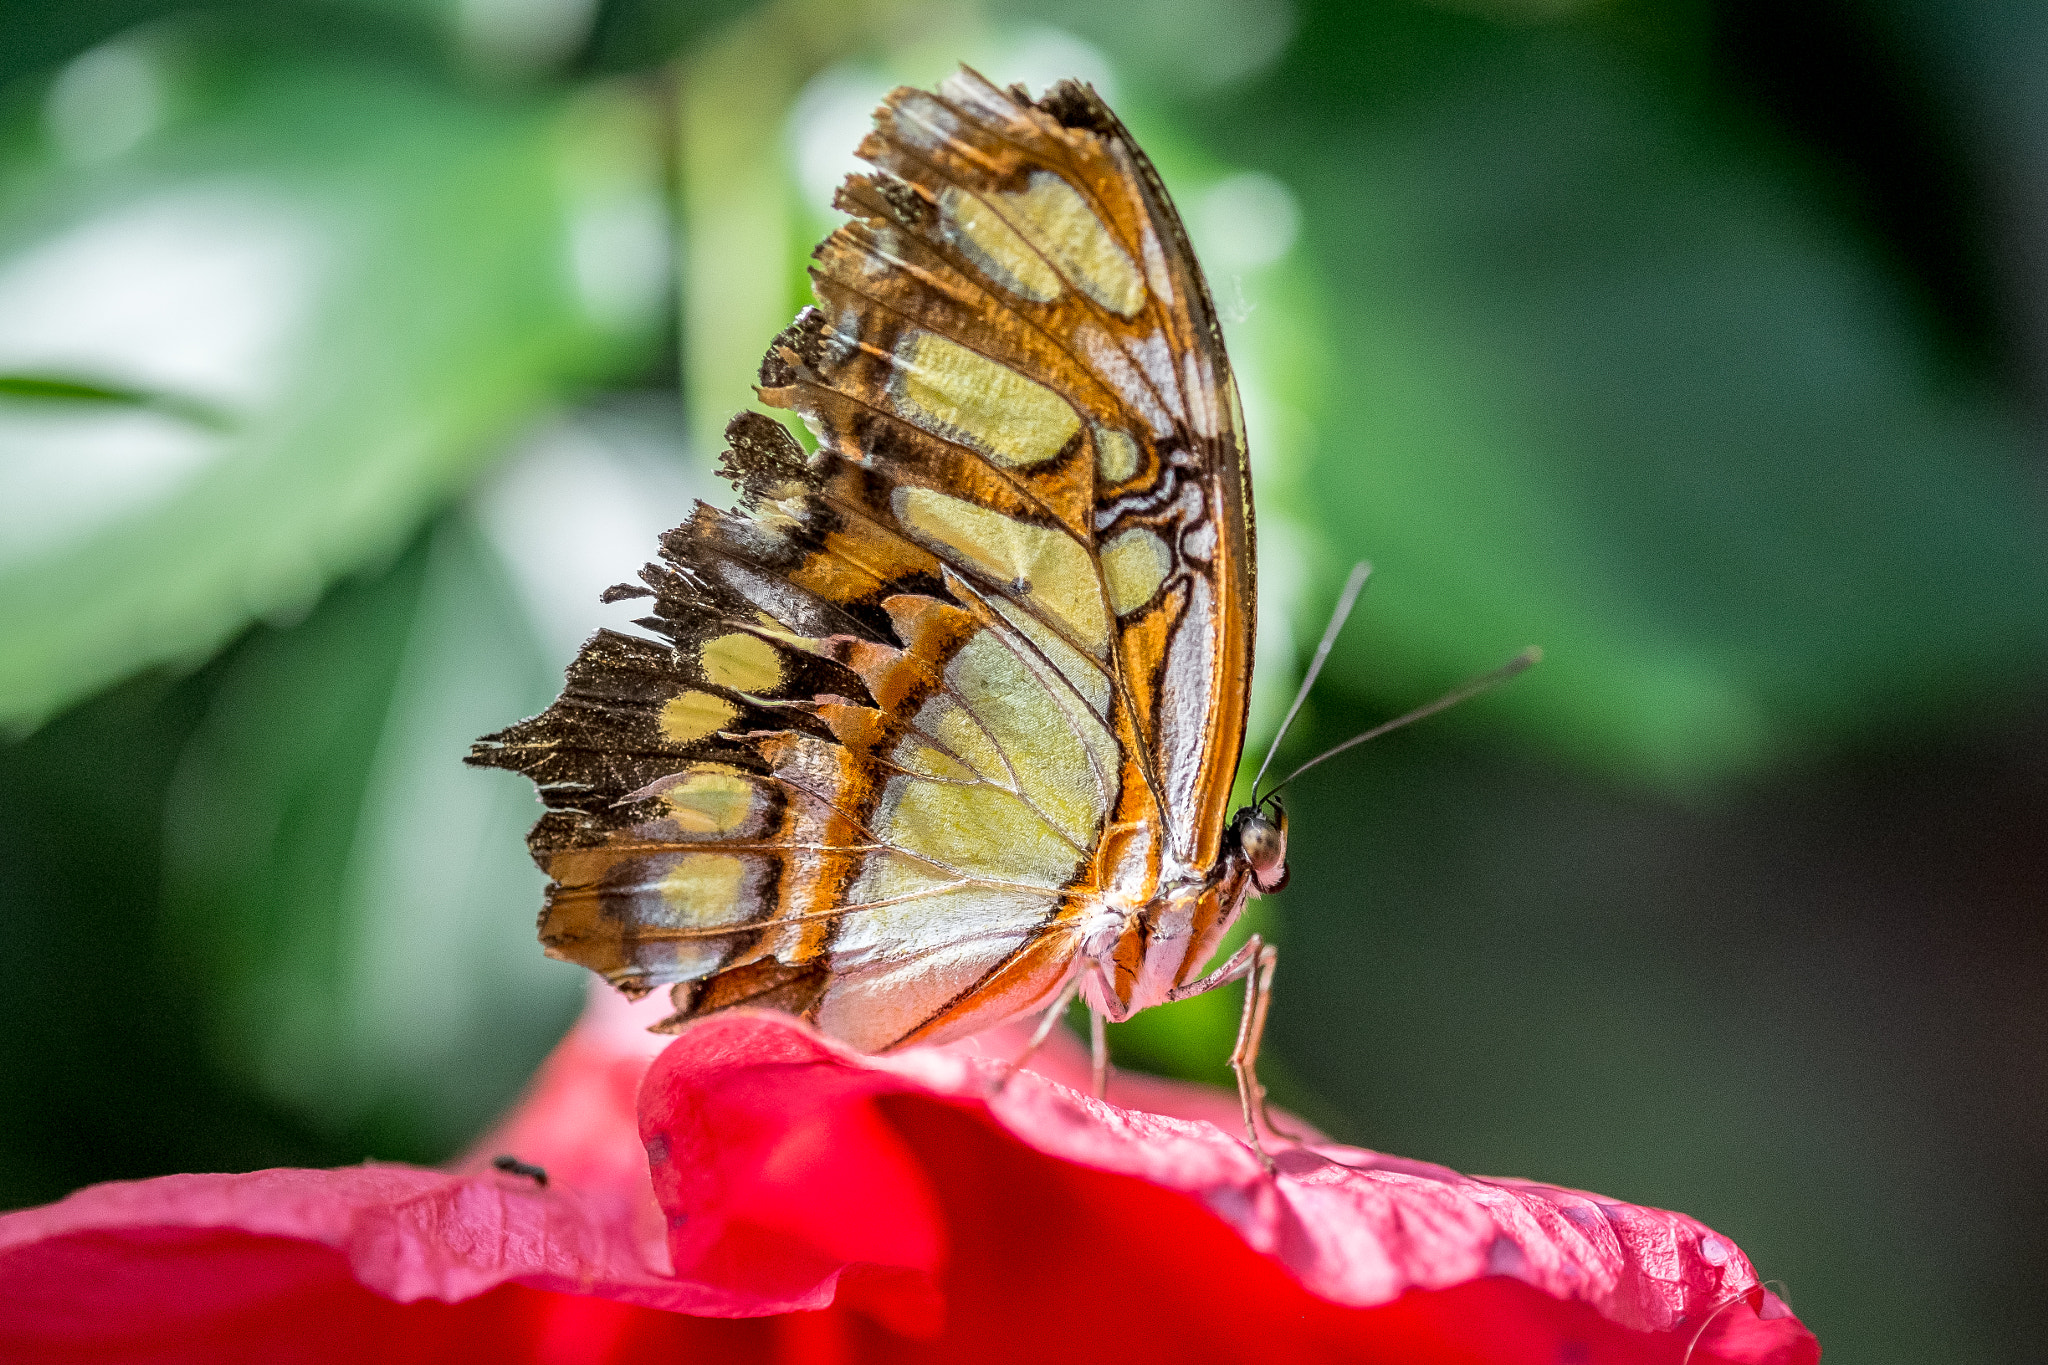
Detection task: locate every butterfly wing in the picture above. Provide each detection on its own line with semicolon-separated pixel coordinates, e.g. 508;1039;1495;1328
469;69;1254;1050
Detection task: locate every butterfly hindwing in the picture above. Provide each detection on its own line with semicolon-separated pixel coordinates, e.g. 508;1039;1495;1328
469;69;1255;1049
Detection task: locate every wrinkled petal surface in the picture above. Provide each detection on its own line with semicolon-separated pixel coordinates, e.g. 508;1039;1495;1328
0;992;744;1362
0;997;1819;1364
641;1011;1819;1363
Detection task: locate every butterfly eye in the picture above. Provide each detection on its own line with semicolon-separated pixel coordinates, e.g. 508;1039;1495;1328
1237;810;1289;893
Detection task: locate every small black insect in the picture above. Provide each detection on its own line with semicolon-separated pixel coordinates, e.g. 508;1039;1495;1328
490;1154;549;1187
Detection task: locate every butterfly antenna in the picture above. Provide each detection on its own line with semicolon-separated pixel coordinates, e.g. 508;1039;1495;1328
1262;646;1542;800
1250;561;1372;802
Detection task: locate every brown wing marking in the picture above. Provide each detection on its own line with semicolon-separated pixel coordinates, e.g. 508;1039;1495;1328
788;69;1254;884
469;68;1256;1050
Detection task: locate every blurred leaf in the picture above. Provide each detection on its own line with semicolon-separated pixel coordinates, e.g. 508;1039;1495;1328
0;23;667;730
0;0;188;89
989;0;1296;94
344;0;607;77
1269;718;2048;1365
586;0;764;73
677;0;966;454
1860;0;2048;394
1259;29;2048;779
0;664;341;1209
0;370;233;427
164;507;582;1158
677;6;815;456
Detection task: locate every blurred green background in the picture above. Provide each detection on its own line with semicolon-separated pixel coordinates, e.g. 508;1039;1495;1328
2;0;2044;1357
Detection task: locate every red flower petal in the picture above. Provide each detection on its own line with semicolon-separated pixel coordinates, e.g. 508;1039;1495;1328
0;992;742;1363
641;1010;1819;1364
0;993;1818;1364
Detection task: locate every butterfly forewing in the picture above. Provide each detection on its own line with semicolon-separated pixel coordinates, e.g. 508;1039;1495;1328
469;69;1255;1052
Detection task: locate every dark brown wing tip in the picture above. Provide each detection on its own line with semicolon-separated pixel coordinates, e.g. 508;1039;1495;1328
756;305;834;390
938;61;1112;132
716;410;816;509
464;733;520;770
1033;78;1117;134
833;171;933;231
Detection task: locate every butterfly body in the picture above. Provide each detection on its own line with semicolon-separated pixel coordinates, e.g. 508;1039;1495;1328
472;69;1290;1102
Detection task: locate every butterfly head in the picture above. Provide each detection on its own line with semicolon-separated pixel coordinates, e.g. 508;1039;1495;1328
1230;799;1290;895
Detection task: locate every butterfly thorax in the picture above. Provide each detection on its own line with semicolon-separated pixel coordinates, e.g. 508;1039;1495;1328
1082;802;1282;1020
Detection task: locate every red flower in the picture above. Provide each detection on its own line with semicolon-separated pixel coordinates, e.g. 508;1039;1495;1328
0;990;1817;1363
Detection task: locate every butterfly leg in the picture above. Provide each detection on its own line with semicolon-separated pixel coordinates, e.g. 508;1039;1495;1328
1232;940;1311;1149
1166;934;1300;1167
1089;1005;1112;1100
992;973;1082;1095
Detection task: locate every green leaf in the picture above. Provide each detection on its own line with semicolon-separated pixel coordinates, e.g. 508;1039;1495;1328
163;507;581;1157
0;25;667;731
1274;51;2048;779
0;369;235;428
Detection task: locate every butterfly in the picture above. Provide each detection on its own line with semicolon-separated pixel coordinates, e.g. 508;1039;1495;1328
471;67;1299;1154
